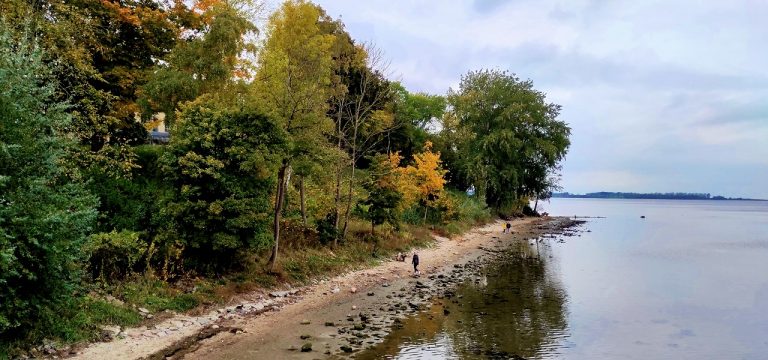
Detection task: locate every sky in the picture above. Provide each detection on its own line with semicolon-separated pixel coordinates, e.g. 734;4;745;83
308;0;768;199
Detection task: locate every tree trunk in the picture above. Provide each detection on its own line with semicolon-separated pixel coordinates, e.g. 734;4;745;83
300;175;307;227
341;125;359;239
423;206;428;223
333;109;343;247
533;197;539;213
268;163;288;273
341;157;356;239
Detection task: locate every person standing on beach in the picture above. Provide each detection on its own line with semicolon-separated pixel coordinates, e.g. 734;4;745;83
412;252;420;275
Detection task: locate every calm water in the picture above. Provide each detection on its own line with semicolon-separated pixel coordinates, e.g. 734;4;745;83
356;199;768;359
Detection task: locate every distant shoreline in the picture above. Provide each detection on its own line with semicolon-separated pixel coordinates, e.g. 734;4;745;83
552;192;766;201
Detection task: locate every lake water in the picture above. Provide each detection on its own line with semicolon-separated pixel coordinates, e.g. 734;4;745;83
355;198;768;359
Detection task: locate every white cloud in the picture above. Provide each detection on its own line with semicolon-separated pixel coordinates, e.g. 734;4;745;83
311;0;768;198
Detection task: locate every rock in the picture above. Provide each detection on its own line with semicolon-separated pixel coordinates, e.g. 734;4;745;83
367;292;375;296
300;319;311;325
301;343;312;352
105;295;124;306
138;307;150;314
340;345;354;353
382;283;390;287
351;305;358;310
324;322;335;326
350;287;358;293
212;324;220;329
331;287;341;294
300;334;311;340
269;291;291;298
443;309;451;315
288;345;298;351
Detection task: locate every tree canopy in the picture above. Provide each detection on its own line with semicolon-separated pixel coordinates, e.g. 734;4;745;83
446;69;570;214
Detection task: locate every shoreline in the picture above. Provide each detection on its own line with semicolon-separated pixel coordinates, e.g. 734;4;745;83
71;216;578;359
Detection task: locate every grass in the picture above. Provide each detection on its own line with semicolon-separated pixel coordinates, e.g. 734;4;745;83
0;296;143;358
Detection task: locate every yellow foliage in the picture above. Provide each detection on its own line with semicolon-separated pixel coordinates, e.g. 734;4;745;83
377;142;448;211
403;141;447;208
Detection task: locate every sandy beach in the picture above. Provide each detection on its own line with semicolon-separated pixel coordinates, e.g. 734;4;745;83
71;216;576;360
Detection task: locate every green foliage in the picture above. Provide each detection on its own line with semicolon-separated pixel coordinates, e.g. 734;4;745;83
0;27;98;338
361;154;404;232
315;213;339;245
2;0;193;175
86;230;147;281
381;82;446;160
140;1;257;124
162;96;285;271
446;69;570;214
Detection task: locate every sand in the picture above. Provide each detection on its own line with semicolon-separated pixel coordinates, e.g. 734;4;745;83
71;217;559;360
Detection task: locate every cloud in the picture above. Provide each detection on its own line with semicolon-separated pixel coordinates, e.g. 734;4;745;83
312;0;768;198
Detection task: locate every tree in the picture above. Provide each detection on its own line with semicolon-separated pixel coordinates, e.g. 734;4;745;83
382;82;445;160
253;0;336;272
1;0;193;175
404;141;447;221
0;27;98;336
447;69;570;215
139;0;257;125
331;44;395;241
361;154;404;234
161;95;285;272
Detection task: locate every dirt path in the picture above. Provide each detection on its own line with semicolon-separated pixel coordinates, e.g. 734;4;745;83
72;217;555;360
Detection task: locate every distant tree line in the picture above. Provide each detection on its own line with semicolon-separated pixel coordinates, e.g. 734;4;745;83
552;192;760;200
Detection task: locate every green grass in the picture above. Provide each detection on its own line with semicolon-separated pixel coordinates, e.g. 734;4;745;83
0;296;142;357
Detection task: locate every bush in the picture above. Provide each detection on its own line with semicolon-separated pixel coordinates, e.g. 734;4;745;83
315;213;338;245
162;96;286;272
0;28;97;339
86;231;148;281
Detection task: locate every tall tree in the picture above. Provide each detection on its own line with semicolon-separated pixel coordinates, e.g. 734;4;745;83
1;0;192;175
382;82;445;160
333;44;395;240
254;0;335;272
447;69;570;214
0;27;98;336
139;0;257;125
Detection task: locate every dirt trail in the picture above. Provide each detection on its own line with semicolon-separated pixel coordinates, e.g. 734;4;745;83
72;217;552;360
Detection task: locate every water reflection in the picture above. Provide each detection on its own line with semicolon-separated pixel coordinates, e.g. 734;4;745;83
357;240;570;359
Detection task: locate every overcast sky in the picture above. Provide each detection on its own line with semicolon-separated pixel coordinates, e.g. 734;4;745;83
309;0;768;199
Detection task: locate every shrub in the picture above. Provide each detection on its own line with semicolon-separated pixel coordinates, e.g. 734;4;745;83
162;95;286;272
86;231;147;281
0;28;97;339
